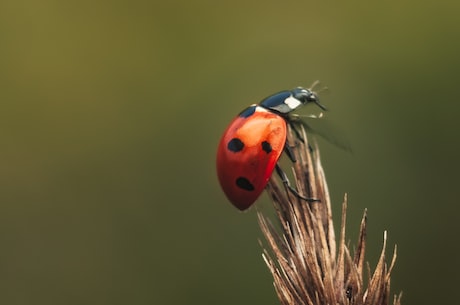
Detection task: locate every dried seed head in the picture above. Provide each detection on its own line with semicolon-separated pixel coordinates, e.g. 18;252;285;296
257;126;401;305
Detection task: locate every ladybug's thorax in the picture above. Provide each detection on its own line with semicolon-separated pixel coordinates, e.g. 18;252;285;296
259;87;319;115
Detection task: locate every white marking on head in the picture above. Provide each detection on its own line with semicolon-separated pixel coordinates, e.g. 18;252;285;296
284;96;302;109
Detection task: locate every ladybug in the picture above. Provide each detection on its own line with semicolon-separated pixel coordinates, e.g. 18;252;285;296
216;86;326;210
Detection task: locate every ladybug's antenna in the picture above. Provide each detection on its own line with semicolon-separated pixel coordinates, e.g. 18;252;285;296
317;85;329;95
309;80;329;95
309;80;321;91
308;80;328;110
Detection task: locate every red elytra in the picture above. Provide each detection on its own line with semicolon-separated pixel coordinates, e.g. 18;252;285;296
216;87;326;210
216;107;286;210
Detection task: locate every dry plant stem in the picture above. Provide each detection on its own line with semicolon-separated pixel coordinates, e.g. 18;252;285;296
257;126;402;305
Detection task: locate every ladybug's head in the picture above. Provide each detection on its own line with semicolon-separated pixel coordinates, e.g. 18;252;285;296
292;87;327;111
259;85;327;115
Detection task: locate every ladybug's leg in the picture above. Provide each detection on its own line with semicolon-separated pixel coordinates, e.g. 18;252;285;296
290;123;305;143
289;122;314;153
275;164;319;202
283;143;297;163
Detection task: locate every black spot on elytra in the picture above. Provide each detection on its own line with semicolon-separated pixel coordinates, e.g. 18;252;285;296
227;138;244;152
238;105;256;118
236;177;255;191
261;141;272;153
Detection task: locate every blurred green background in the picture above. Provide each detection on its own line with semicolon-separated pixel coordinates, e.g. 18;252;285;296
1;0;459;304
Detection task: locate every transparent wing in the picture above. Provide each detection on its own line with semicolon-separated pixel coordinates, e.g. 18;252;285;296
289;114;352;153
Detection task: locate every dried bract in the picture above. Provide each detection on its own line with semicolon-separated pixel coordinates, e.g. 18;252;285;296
257;127;401;305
